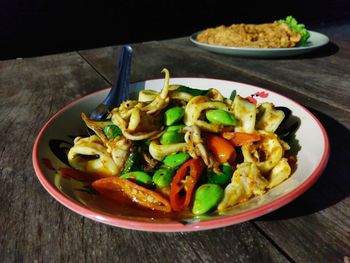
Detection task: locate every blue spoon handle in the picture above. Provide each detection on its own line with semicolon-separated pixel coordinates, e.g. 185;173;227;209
90;45;132;120
103;45;132;107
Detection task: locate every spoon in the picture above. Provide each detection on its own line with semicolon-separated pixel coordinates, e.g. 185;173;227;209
90;45;133;120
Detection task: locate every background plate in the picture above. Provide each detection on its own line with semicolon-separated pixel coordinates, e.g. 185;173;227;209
190;31;329;58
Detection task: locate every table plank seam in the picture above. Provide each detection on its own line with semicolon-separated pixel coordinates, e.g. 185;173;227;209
251;222;295;263
77;50;113;86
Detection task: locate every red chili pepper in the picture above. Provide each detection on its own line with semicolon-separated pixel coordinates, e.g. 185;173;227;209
170;158;204;211
245;96;257;105
92;177;171;213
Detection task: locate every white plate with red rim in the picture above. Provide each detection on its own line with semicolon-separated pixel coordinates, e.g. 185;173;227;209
33;77;330;232
190;30;330;58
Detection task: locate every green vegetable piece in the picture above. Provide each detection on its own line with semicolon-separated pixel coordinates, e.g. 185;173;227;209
222;165;232;175
144;139;152;147
208;165;232;186
206;109;237;126
163;152;190;168
120;171;152;185
277;16;310;46
164;107;185;126
122;151;138;174
159;131;185;145
192;184;224;215
153;168;175;188
166;124;186;132
103;125;123;139
177;86;206;96
229;90;237;100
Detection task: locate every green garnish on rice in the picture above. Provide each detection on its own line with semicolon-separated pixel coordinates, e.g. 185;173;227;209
278;16;310;46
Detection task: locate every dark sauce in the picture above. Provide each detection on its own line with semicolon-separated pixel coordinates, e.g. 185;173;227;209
79;189;192;221
49;139;73;166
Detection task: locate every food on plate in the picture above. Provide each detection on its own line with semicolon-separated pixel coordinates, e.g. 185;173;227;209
66;68;297;215
196;16;310;48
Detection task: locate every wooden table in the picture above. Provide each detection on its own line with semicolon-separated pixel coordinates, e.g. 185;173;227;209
1;20;349;262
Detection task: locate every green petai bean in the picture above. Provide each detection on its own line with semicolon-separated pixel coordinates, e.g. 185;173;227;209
152;168;175;188
192;184;224;215
164;107;185;126
207;165;232;186
159;131;184;145
163;152;190;168
166;124;186;132
206;109;237;126
120;171;152;186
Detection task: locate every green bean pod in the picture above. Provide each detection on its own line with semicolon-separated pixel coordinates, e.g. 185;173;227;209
163;152;190;168
192;184;224;215
206;109;237;126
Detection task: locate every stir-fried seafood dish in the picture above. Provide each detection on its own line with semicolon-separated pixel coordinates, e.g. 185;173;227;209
67;69;297;215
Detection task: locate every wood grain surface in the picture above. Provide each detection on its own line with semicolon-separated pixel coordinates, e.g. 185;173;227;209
1;20;349;262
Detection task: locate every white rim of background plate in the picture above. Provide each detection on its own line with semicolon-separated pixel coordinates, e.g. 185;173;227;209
190;31;330;53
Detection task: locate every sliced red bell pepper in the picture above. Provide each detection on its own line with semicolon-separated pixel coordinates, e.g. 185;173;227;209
170;158;204;211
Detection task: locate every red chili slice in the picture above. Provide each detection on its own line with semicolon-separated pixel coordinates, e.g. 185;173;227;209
170;158;204;211
92;177;171;213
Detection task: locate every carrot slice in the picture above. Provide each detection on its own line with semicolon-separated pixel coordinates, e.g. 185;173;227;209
205;133;236;164
222;132;261;147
